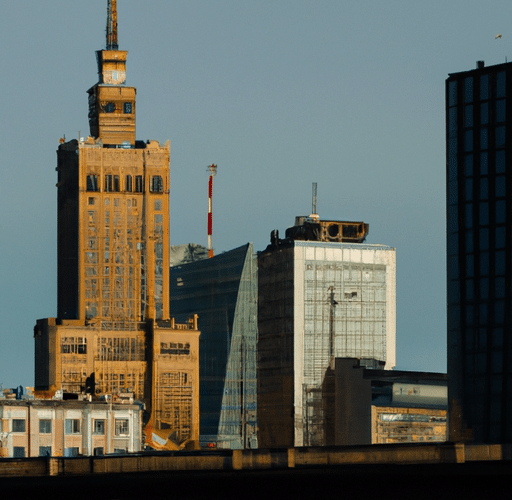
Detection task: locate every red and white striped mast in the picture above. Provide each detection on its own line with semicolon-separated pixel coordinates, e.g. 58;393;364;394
207;164;217;258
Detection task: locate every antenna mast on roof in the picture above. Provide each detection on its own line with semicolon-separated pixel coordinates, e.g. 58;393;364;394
310;182;319;220
106;0;119;50
207;164;218;258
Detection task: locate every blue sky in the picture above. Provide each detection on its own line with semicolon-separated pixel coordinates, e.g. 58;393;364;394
1;1;511;388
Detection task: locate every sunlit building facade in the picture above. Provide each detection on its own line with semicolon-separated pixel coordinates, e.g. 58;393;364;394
257;217;396;447
34;1;200;449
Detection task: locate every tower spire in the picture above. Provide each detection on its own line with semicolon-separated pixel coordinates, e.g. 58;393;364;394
106;0;119;50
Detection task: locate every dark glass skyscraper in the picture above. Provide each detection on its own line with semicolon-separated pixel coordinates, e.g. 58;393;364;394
447;61;512;443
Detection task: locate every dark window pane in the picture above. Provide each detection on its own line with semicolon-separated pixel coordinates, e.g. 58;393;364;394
465;178;473;201
479;228;489;250
465;130;473;151
480;74;489;100
466;254;474;277
496;226;506;248
479;202;489;226
496;99;506;122
496;200;506;224
495;250;506;275
496;126;506;147
449;107;458;135
480;128;488;150
466;230;473;253
465;105;473;127
496;150;505;173
465;154;473;177
480;102;488;124
449;80;458;106
87;175;99;192
465;203;473;228
480;177;488;200
480;278;489;299
479;251;489;276
465;77;474;103
497;71;506;98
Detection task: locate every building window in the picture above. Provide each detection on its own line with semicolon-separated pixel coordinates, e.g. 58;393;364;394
161;342;190;355
135;175;144;193
65;419;81;434
64;447;80;457
115;419;129;436
61;337;87;354
13;447;25;458
39;419;52;434
105;175;113;192
87;175;99;192
113;175;120;192
105;102;115;113
39;446;51;457
151;176;163;193
94;447;104;456
123;102;132;114
125;175;132;192
93;419;105;435
12;419;26;432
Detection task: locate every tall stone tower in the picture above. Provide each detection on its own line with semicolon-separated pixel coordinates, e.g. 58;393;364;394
35;1;200;450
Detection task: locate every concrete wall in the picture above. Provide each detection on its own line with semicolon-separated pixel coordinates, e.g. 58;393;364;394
0;443;509;477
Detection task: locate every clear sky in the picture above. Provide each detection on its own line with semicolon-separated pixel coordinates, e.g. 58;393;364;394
1;0;511;388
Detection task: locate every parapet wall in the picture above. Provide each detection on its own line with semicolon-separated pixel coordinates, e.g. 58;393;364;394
0;443;510;477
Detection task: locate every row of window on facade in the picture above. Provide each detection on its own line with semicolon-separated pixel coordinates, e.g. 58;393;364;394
448;100;506;133
103;102;133;114
448;71;506;107
87;174;164;193
10;417;129;436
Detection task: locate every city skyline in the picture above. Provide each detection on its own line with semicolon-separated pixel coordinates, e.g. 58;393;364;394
2;1;511;387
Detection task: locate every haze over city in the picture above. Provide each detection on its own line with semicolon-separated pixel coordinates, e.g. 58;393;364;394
1;0;511;388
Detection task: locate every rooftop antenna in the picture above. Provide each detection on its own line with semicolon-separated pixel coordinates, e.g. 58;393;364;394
310;182;319;220
106;0;119;50
207;164;218;258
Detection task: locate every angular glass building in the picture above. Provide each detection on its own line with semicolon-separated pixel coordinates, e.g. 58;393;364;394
169;243;258;449
446;61;512;443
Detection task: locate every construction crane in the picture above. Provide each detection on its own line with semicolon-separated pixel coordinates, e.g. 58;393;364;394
207;164;217;258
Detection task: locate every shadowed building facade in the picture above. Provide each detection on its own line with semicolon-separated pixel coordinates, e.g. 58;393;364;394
34;1;200;449
446;60;512;443
170;243;258;449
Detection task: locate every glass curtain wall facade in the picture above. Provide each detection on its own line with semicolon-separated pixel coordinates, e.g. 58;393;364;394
169;243;258;449
446;61;512;443
258;241;396;448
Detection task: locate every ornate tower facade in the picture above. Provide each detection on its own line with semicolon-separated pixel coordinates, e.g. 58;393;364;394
35;1;200;450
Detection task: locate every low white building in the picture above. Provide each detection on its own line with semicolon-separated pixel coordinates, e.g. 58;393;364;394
0;397;142;457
